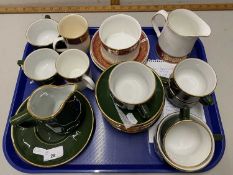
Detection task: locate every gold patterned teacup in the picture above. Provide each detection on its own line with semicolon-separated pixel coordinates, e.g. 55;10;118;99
53;14;90;53
99;14;142;64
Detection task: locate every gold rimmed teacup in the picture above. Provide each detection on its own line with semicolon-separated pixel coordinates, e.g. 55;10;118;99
99;14;142;64
53;14;90;53
109;61;156;116
18;48;59;84
155;109;215;172
55;49;95;90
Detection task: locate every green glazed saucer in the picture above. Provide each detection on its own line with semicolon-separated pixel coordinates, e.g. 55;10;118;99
95;65;165;133
11;91;94;168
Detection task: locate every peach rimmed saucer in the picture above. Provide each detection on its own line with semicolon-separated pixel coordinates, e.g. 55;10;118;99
90;30;150;71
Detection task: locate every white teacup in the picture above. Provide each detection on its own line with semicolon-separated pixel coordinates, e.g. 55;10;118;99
53;14;90;53
99;14;142;64
26;16;59;47
109;61;156;110
56;49;95;90
18;48;59;83
166;58;217;108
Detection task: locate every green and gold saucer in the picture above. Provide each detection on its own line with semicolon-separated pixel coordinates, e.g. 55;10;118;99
11;91;94;168
95;65;165;133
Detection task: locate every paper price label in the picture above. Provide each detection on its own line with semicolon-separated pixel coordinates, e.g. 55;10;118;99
33;146;64;162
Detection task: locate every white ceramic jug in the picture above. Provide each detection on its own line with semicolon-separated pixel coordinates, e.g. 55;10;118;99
152;9;211;58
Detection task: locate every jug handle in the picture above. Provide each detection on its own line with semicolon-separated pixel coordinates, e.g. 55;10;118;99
151;10;168;37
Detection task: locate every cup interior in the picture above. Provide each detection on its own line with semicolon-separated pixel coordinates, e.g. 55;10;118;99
174;58;217;96
26;19;59;46
99;14;141;50
109;62;155;105
56;49;89;79
58;14;88;39
156;113;214;171
164;120;212;167
24;49;58;81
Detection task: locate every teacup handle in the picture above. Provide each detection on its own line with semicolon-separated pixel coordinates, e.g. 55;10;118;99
179;107;190;120
137;104;150;119
17;60;24;68
151;10;168;37
53;37;68;53
10;110;37;127
199;94;214;106
160;76;169;88
45;15;51;19
82;74;95;90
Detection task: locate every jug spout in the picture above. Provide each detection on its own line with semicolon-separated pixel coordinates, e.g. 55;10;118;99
168;9;211;37
58;84;78;100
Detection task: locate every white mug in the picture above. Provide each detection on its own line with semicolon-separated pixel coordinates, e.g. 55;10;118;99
99;14;142;64
53;14;90;53
55;49;95;90
152;9;211;58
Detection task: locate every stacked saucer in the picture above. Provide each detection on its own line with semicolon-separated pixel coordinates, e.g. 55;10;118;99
95;64;165;133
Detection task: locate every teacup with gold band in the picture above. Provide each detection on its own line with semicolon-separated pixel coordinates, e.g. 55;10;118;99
26;15;59;48
162;58;217;108
155;108;215;172
56;49;95;90
108;61;156;118
53;14;90;53
99;14;142;64
17;48;59;84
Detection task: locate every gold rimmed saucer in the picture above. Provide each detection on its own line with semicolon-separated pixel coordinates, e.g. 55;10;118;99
95;64;165;133
11;91;94;168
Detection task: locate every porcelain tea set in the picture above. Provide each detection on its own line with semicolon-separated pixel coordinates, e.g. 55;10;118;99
10;9;220;171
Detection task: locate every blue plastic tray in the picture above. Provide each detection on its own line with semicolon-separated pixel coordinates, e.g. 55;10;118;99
3;27;225;173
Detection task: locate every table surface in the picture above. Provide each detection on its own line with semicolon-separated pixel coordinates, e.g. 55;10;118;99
0;11;233;175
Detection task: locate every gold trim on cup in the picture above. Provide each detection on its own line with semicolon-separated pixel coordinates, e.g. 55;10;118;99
55;49;90;81
57;14;89;42
11;91;94;168
101;39;140;56
156;113;215;172
162;120;213;169
22;48;59;81
173;58;218;97
108;61;156;106
25;18;59;47
67;31;89;45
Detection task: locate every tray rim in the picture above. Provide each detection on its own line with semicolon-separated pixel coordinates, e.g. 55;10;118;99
2;27;225;173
